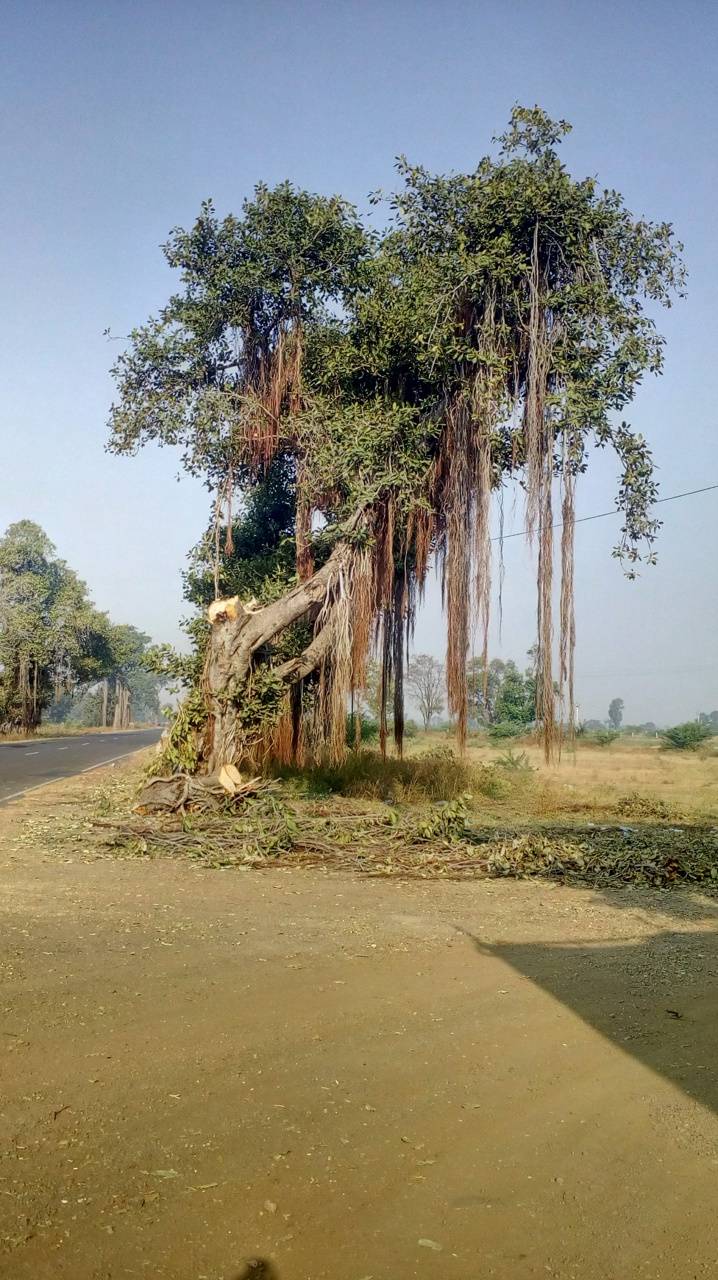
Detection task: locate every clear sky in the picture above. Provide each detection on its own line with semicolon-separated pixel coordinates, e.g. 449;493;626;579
1;0;716;725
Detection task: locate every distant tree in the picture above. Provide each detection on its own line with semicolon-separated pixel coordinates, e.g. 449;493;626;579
608;698;624;731
66;685;104;729
126;668;162;724
468;656;535;727
466;657;506;724
661;722;712;751
406;654;445;729
496;661;536;725
355;658;386;721
698;711;718;735
581;718;606;733
0;520;161;733
102;624;155;728
0;521;109;732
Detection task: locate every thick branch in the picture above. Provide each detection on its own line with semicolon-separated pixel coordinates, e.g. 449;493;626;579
206;538;351;697
274;621;334;683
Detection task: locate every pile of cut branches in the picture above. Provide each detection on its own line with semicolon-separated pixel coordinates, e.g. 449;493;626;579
96;789;718;891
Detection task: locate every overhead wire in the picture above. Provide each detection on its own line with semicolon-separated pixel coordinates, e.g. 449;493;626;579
493;482;718;543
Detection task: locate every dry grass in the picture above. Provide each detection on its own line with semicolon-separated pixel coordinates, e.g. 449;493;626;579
404;729;718;823
271;730;718;830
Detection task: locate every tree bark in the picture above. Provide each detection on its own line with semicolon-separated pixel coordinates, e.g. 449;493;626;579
202;539;351;773
112;679;131;729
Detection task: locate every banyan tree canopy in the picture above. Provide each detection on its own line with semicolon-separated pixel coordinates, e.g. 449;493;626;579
108;107;684;775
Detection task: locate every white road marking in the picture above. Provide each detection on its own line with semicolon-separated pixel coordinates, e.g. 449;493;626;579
0;738;158;804
27;751;39;756
0;731;153;749
0;780;61;804
56;747;69;751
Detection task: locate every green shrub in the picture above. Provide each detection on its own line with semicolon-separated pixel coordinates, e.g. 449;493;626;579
590;729;619;748
661;722;712;751
346;713;379;745
493;748;534;772
345;715;417;747
488;722;526;741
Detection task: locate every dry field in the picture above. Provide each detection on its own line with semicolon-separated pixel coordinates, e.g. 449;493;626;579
406;730;718;823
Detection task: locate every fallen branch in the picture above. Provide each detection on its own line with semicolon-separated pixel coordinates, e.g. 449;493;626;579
133;771;267;814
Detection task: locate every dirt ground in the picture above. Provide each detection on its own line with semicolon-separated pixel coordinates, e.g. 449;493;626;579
2;761;718;1279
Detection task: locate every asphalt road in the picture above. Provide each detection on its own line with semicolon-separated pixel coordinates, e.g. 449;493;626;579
0;729;163;803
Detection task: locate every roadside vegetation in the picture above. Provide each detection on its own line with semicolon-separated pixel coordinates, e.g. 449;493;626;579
108;106;685;790
8;107;715;906
0;520;163;736
23;727;716;897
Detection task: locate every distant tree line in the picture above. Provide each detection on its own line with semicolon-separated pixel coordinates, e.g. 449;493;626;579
0;521;162;734
355;649;538;737
352;655;715;749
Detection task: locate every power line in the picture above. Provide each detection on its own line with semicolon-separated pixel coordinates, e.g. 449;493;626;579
494;482;718;543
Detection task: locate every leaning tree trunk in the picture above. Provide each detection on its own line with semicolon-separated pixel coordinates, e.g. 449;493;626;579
201;539;352;774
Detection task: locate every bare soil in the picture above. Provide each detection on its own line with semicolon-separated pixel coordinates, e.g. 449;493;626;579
2;761;718;1279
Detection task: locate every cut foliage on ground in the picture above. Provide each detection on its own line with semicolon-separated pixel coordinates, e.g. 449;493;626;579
17;744;717;895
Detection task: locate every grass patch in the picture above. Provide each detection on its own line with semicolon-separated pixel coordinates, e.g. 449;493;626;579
273;747;521;805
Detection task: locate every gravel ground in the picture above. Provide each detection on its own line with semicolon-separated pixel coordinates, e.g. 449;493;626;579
1;761;718;1279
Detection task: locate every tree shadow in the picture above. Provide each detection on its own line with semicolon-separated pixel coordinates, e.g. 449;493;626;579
231;1262;279;1280
587;881;718;923
460;925;718;1119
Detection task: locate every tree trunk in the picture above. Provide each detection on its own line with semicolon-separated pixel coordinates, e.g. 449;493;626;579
112;679;131;729
100;679;109;728
201;539;351;773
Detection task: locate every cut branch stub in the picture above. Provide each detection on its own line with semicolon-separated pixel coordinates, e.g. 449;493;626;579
201;542;353;772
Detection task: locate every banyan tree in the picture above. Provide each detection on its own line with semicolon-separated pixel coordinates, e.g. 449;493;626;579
109;108;683;780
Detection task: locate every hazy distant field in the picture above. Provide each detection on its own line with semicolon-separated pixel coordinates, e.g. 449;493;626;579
403;729;718;823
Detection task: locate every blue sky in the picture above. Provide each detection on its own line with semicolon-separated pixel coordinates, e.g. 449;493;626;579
1;0;716;723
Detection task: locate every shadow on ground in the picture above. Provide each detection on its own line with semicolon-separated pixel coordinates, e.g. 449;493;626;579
587;880;718;922
462;922;718;1119
232;1263;279;1280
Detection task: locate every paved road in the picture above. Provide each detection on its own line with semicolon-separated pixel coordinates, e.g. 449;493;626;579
0;729;163;803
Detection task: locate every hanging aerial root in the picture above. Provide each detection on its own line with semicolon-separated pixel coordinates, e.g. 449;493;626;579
474;422;493;695
559;451;577;741
442;400;472;746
